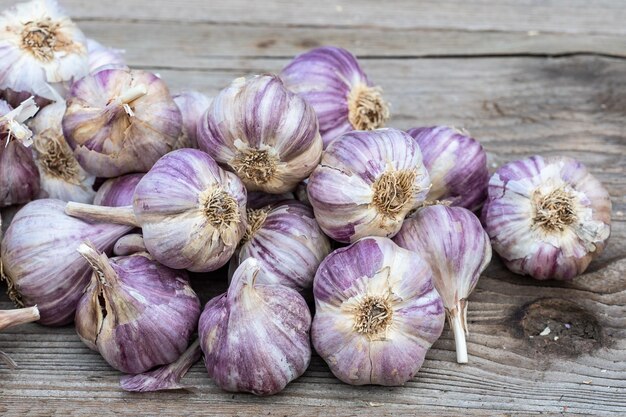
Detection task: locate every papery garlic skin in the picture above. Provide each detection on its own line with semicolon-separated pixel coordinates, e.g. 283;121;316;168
86;38;126;74
134;149;247;272
307;128;430;243
198;75;322;193
173;90;211;149
312;237;444;385
199;258;311;396
0;199;131;325
232;201;331;291
75;243;200;374
281;46;390;147
94;173;144;207
393;205;491;363
0;0;88;104
63;69;182;177
0;98;40;207
407;126;488;211
30;101;96;203
483;155;611;280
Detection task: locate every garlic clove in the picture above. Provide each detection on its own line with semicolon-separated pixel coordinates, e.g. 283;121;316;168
231;200;331;291
75;242;201;374
407;126;489;211
199;258;312;396
281;46;390;147
312;236;444;385
86;38;126;74
308;128;430;243
393;205;492;363
30;101;96;203
483;155;611;280
173;90;211;149
93;173;144;207
120;340;201;392
63;68;182;177
1;199;132;325
0;0;89;105
198;74;322;194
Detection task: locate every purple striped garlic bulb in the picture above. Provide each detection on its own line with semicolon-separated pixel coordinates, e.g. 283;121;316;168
0;0;88;106
407;126;489;211
280;46;390;148
197;75;322;194
93;173;144;207
199;258;312;396
307;128;430;243
65;149;248;272
0;199;132;325
483;155;611;280
86;38;126;74
75;242;200;374
393;205;491;363
231;200;331;291
63;68;182;177
312;237;444;386
173;90;211;149
0;97;40;207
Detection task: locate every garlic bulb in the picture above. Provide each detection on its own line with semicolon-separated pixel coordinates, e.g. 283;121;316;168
307;128;430;243
1;199;131;325
0;0;88;105
312;236;444;385
86;38;126;74
199;258;311;396
197;75;322;194
483;155;611;280
281;46;390;147
173;90;211;149
93;173;144;207
393;205;491;363
75;242;200;374
407;126;488;211
30;101;96;203
231;200;331;291
65;149;247;272
63;68;182;177
0;98;40;207
120;340;201;392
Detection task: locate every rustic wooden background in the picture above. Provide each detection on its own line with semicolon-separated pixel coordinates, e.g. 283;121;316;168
1;1;625;416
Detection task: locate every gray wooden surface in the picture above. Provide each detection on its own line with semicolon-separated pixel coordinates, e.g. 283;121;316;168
0;1;625;416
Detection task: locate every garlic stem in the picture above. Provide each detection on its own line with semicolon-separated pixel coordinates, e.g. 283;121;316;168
0;306;40;331
65;202;140;227
118;85;148;105
450;310;468;364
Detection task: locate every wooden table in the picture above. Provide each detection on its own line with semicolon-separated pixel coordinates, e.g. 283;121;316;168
1;1;625;415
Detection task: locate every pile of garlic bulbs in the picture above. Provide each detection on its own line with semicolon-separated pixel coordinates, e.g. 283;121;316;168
0;0;613;395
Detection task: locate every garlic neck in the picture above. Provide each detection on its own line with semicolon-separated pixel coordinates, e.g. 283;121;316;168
347;83;389;131
0;306;40;331
77;241;119;287
118;85;148;105
446;299;469;364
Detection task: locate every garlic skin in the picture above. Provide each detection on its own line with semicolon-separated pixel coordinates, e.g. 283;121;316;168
393;205;491;363
483;155;611;280
280;46;390;147
93;173;144;207
197;75;322;194
75;242;200;374
0;199;131;325
30;101;96;203
407;126;488;211
307;128;430;243
312;237;444;386
231;200;331;291
199;258;311;396
0;98;40;207
113;233;146;256
63;68;182;177
0;0;88;105
86;38;126;74
173;90;211;149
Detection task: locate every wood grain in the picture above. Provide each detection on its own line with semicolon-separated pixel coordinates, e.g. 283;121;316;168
0;0;625;415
